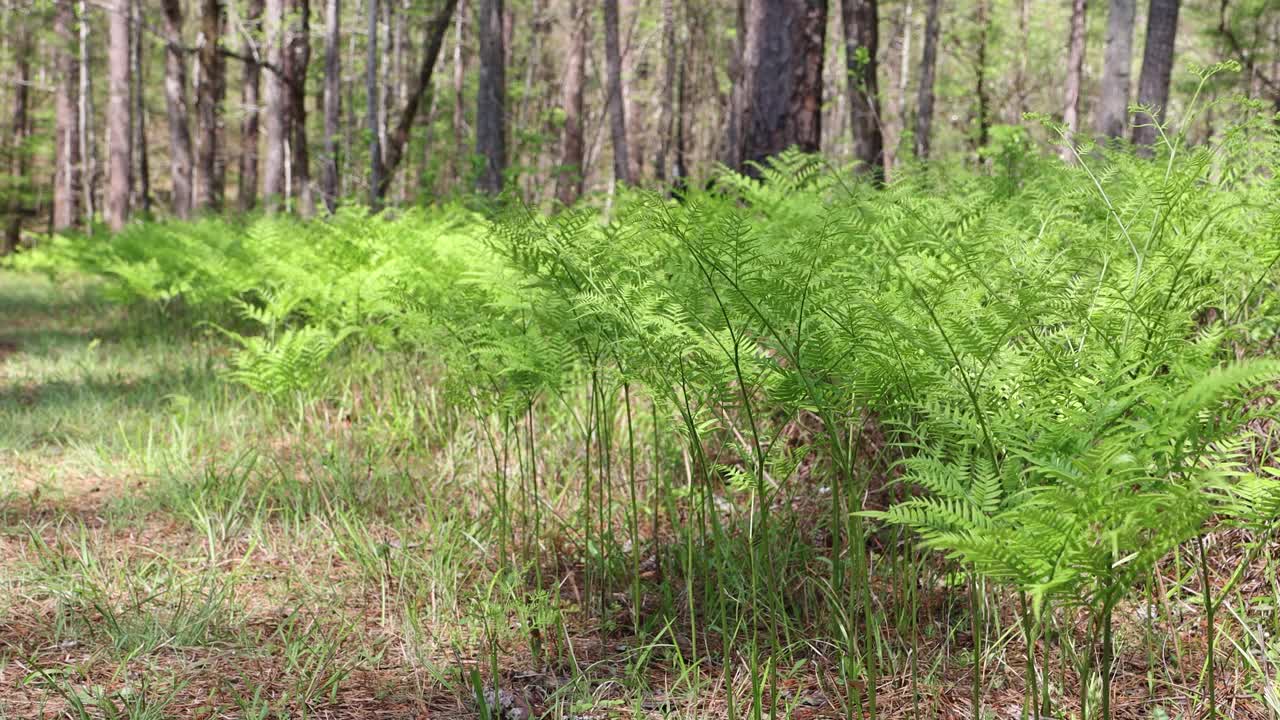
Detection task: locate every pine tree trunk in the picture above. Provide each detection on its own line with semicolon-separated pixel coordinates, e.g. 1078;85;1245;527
79;0;96;224
263;0;286;208
1097;0;1136;139
5;19;31;251
239;0;264;211
914;0;940;160
555;0;587;205
654;0;676;184
475;0;506;194
841;0;881;180
54;0;81;229
284;0;313;215
321;0;341;211
602;0;631;186
197;0;226;211
107;0;132;230
451;0;467;183
1061;0;1088;159
132;0;152;215
367;0;383;206
720;0;746;168
1132;0;1181;149
973;0;989;154
377;0;458;200
161;0;195;218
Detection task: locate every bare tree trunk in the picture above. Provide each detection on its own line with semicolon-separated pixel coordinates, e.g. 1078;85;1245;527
602;0;631;185
367;0;383;206
54;0;82;230
914;0;940;159
720;0;746;168
377;0;459;200
321;0;341;210
162;0;195;218
475;0;506;194
197;0;226;210
284;0;313;215
239;0;264;211
107;0;132;230
973;0;989;154
132;0;152;215
555;0;588;205
653;0;676;183
79;0;96;224
451;0;467;183
263;0;286;208
5;19;31;251
842;0;882;180
1097;0;1136;139
1061;0;1088;160
1132;0;1181;149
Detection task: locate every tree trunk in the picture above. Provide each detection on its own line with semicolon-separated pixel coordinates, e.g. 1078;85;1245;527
1096;0;1136;139
107;0;132;230
54;0;81;229
197;0;226;211
376;0;459;200
451;0;467;183
321;0;341;210
973;0;989;154
654;0;677;183
1060;0;1088;160
79;0;96;224
475;0;506;194
841;0;881;180
132;0;152;215
739;0;827;175
5;19;31;251
914;0;940;160
1132;0;1181;149
284;0;313;215
720;0;746;168
263;0;286;208
602;0;631;186
239;0;264;211
555;0;588;205
162;0;195;218
367;0;383;206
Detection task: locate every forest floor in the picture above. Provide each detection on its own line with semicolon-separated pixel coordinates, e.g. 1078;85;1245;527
1;271;1278;719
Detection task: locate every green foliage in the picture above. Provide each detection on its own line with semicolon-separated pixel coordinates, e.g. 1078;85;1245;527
12;113;1280;716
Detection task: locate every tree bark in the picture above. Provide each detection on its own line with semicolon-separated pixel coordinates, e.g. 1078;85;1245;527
475;0;506;194
720;0;747;168
239;0;264;211
1132;0;1181;149
79;0;96;223
738;0;827;175
197;0;227;210
555;0;588;205
451;0;467;183
284;0;313;215
107;0;132;230
161;0;195;218
367;0;383;207
1061;0;1088;159
376;0;459;200
602;0;631;186
132;0;152;214
54;0;80;229
973;0;989;154
321;0;341;210
263;0;286;207
1097;0;1136;139
654;0;677;183
5;19;32;251
914;0;940;159
841;0;881;180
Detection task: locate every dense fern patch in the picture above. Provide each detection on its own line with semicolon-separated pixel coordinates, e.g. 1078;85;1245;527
11;127;1280;718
